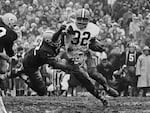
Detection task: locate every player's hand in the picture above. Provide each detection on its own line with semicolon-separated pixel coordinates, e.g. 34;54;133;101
67;25;74;35
122;65;127;69
60;25;67;31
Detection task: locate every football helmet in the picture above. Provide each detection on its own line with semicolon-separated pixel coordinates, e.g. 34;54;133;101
128;42;136;52
2;13;17;28
43;30;55;44
75;8;90;29
73;50;86;65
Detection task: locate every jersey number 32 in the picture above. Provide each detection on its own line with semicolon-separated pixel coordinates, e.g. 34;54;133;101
71;30;91;46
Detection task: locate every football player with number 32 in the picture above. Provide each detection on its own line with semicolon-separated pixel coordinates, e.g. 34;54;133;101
62;9;119;106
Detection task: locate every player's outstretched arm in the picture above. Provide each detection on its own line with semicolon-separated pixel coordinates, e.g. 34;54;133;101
51;25;66;42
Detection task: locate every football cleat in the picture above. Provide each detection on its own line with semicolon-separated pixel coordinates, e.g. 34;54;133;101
98;93;108;106
101;98;109;107
94;89;109;106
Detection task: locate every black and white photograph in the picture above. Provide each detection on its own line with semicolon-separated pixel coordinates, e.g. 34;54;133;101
0;0;150;113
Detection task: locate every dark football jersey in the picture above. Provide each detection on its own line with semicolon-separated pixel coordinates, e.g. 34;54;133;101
0;18;17;57
126;52;136;66
23;31;63;69
23;48;45;69
120;51;141;67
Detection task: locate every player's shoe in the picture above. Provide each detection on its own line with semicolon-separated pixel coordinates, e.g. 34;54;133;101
106;87;119;97
98;95;108;106
101;98;108;106
95;90;108;106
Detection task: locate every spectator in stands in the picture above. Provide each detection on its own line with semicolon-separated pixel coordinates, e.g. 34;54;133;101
136;46;150;97
2;0;11;12
129;14;141;40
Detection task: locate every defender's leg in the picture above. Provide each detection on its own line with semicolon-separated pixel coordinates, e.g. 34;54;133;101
25;69;47;96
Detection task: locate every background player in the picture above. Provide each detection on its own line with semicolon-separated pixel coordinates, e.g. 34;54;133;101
0;13;18;74
120;43;141;96
0;13;18;113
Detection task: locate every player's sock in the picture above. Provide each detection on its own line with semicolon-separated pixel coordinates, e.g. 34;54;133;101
94;89;108;106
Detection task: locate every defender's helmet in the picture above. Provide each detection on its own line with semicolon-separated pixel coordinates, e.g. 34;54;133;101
75;8;90;29
43;30;55;44
2;13;17;28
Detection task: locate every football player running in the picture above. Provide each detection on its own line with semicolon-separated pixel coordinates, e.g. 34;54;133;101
60;8;119;106
0;13;18;113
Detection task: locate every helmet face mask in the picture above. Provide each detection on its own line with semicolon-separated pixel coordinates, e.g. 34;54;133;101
129;46;135;52
74;52;85;64
9;18;17;29
43;30;55;43
69;50;86;65
129;43;136;52
76;17;89;29
75;9;90;30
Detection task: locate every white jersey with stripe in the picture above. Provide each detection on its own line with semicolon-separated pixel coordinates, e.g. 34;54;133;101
65;22;100;65
65;22;100;52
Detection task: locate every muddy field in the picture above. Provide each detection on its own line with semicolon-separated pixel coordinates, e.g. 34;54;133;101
3;96;150;113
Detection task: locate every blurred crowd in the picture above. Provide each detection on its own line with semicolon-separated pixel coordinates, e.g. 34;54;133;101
1;0;150;96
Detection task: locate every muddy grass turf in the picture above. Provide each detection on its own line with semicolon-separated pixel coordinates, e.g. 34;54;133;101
3;96;150;113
